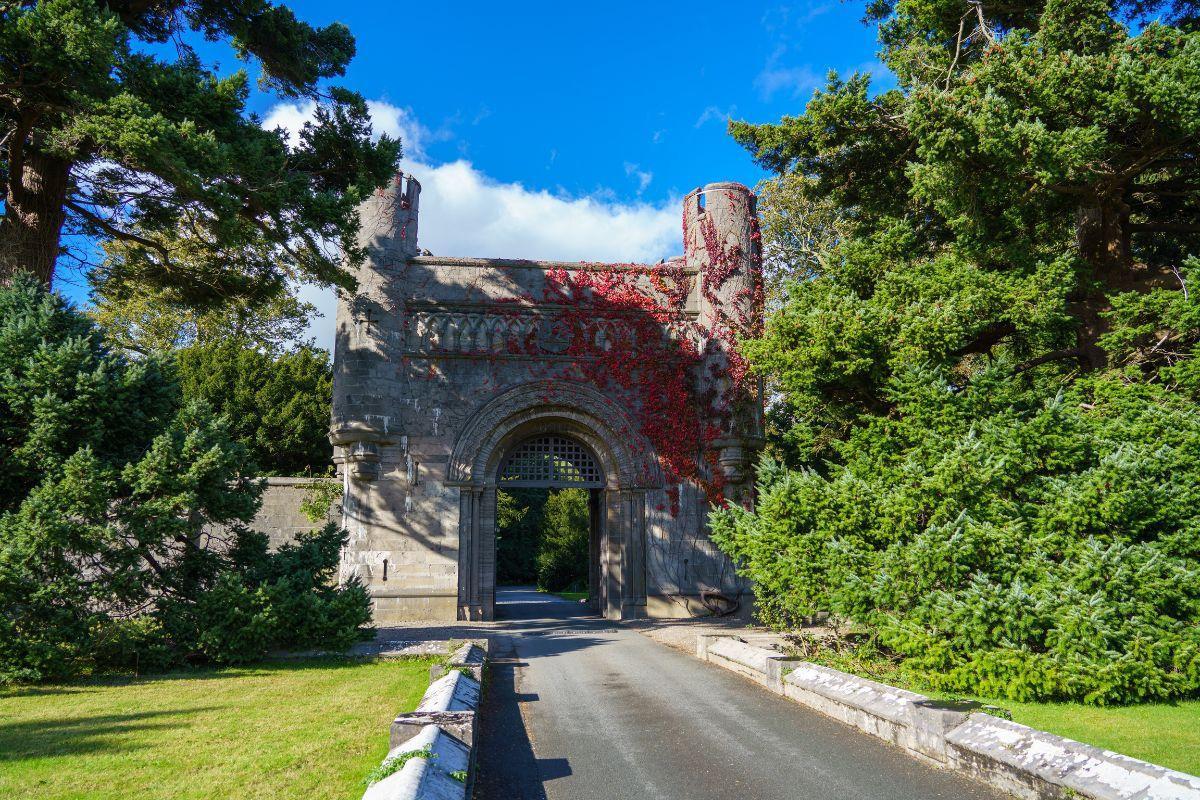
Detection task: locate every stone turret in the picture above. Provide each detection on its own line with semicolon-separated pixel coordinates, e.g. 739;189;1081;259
683;182;764;503
329;173;421;481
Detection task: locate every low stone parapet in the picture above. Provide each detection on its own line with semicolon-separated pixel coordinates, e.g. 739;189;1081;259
697;634;800;693
781;662;968;765
429;641;487;682
696;635;1200;800
945;714;1200;800
363;724;470;800
391;668;481;751
361;639;489;800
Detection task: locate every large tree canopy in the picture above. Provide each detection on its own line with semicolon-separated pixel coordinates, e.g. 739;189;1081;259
734;0;1200;377
0;0;400;300
713;0;1200;704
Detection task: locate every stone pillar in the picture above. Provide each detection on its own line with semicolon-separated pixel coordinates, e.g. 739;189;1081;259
588;489;602;612
456;485;496;622
479;487;497;621
620;489;648;619
329;173;421;478
603;489;624;620
457;487;481;620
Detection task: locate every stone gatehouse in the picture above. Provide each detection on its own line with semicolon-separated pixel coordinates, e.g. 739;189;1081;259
329;173;763;623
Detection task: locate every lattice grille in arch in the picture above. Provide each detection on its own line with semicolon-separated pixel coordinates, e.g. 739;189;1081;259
499;435;603;486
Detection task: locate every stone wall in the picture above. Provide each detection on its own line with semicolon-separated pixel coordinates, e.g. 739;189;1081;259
250;477;339;551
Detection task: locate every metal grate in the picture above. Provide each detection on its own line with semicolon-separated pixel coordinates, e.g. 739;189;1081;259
499;435;603;487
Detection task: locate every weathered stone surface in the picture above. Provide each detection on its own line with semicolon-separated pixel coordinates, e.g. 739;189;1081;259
946;715;1200;800
391;670;481;750
782;662;968;765
700;635;801;693
330;174;763;623
429;642;487;682
214;477;338;552
363;724;469;800
417;670;480;713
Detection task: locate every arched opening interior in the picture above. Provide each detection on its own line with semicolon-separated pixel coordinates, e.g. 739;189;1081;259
494;434;605;613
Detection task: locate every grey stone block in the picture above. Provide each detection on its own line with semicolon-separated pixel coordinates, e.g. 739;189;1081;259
945;714;1200;800
363;724;469;800
390;671;480;750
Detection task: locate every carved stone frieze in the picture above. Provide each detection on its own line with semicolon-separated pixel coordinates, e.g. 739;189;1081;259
404;307;633;357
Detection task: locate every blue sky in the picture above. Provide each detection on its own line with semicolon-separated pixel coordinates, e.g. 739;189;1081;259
282;0;888;202
58;1;891;343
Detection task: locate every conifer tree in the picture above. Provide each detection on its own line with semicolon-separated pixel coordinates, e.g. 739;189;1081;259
713;0;1200;703
0;0;399;299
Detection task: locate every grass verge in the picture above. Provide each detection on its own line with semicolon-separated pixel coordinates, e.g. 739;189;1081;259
793;640;1200;776
0;656;436;800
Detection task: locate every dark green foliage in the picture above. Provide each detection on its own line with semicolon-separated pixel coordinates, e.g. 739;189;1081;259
496;489;591;592
536;489;590;593
0;276;369;682
0;0;399;297
715;0;1200;704
713;368;1200;704
175;340;333;476
496;489;547;585
157;524;371;665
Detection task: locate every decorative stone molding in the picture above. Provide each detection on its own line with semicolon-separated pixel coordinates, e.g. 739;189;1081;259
404;307;670;358
446;380;661;489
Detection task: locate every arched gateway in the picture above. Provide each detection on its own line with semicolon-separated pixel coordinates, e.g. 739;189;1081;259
330;174;763;622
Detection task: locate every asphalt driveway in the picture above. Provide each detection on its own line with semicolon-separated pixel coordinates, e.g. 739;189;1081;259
473;586;1010;800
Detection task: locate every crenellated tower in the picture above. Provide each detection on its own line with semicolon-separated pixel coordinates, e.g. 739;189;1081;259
329;173;421;482
683;181;764;505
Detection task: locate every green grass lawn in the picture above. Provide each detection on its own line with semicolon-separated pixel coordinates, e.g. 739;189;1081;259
0;657;436;800
796;644;1200;776
554;591;588;603
995;698;1200;776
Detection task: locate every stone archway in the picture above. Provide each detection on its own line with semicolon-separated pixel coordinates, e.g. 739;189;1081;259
446;381;661;621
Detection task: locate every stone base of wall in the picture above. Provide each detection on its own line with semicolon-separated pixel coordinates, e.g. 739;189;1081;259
371;592;460;624
646;592;755;620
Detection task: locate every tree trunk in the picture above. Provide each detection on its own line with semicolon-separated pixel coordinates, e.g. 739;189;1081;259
1072;197;1133;370
0;141;71;286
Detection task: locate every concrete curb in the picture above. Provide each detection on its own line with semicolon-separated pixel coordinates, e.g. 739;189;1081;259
697;635;1200;800
362;639;490;800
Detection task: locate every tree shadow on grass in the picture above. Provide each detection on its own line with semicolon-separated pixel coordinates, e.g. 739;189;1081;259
0;654;436;701
0;707;220;761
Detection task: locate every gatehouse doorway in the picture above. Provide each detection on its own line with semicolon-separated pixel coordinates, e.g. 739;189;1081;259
447;381;655;622
495;435;604;613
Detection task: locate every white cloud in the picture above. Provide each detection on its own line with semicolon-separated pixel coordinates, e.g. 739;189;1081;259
695;105;736;128
263;101;681;350
623;162;654;194
261;99;433;159
755;63;823;100
754;45;894;101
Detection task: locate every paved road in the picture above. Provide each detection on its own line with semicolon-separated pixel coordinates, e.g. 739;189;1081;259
473;586;1009;800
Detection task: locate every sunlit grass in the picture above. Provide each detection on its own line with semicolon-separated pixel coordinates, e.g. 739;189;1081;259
0;657;436;800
